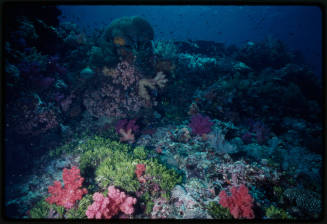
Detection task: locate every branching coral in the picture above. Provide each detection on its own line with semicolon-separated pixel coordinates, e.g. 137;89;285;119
138;71;167;101
83;61;147;119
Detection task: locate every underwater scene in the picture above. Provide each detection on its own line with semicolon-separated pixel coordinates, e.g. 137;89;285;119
3;4;323;220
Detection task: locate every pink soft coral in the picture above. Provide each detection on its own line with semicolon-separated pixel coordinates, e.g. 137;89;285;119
46;166;87;209
218;184;255;219
85;192;112;219
86;186;137;219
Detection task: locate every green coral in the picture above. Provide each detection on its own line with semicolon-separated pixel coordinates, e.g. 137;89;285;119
133;146;147;160
29;199;66;219
265;205;292;219
49;140;78;158
66;194;93;219
140;191;155;215
145;201;155;215
79;136;130;175
52;204;65;218
96;156;140;192
144;158;182;193
273;185;283;202
78;136;181;197
207;201;233;219
29;199;51;218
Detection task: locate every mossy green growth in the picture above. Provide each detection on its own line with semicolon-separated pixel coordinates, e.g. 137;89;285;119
48;139;78;158
66;194;93;219
78;136;181;197
207;201;233;219
133;146;147;160
273;185;283;201
29;198;67;218
265;205;292;219
145;201;155;215
52;204;65;218
96;156;140;192
79;136;130;176
29;199;51;218
140;191;154;215
144;158;182;193
78;136;129;154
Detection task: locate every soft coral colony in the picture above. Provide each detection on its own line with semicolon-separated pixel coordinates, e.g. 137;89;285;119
30;138;182;219
5;7;322;221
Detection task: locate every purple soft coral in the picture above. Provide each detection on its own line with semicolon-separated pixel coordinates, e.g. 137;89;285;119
189;113;213;135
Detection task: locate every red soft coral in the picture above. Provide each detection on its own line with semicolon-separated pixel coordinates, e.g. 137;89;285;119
135;164;146;178
46;166;87;209
218;184;255;219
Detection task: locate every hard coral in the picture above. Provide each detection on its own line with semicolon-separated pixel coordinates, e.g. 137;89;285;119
138;71;167;101
13;96;59;136
105;16;154;47
218;184;254;219
84;62;147;119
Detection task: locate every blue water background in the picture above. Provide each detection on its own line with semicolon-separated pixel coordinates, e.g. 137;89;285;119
57;5;322;76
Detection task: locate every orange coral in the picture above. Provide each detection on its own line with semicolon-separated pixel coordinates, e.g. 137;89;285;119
113;36;126;46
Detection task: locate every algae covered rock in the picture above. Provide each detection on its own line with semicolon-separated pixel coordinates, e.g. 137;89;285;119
104;16;154;47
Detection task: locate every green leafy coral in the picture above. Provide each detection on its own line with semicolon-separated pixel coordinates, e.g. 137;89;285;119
66;194;93;219
95;155;140;192
29;199;65;219
143;158;182;193
265;205;292;219
207;201;233;219
29;199;51;218
77;136;182;194
133;146;147;160
78;136;130;175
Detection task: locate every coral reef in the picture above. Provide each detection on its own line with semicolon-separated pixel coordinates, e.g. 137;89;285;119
4;10;322;221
